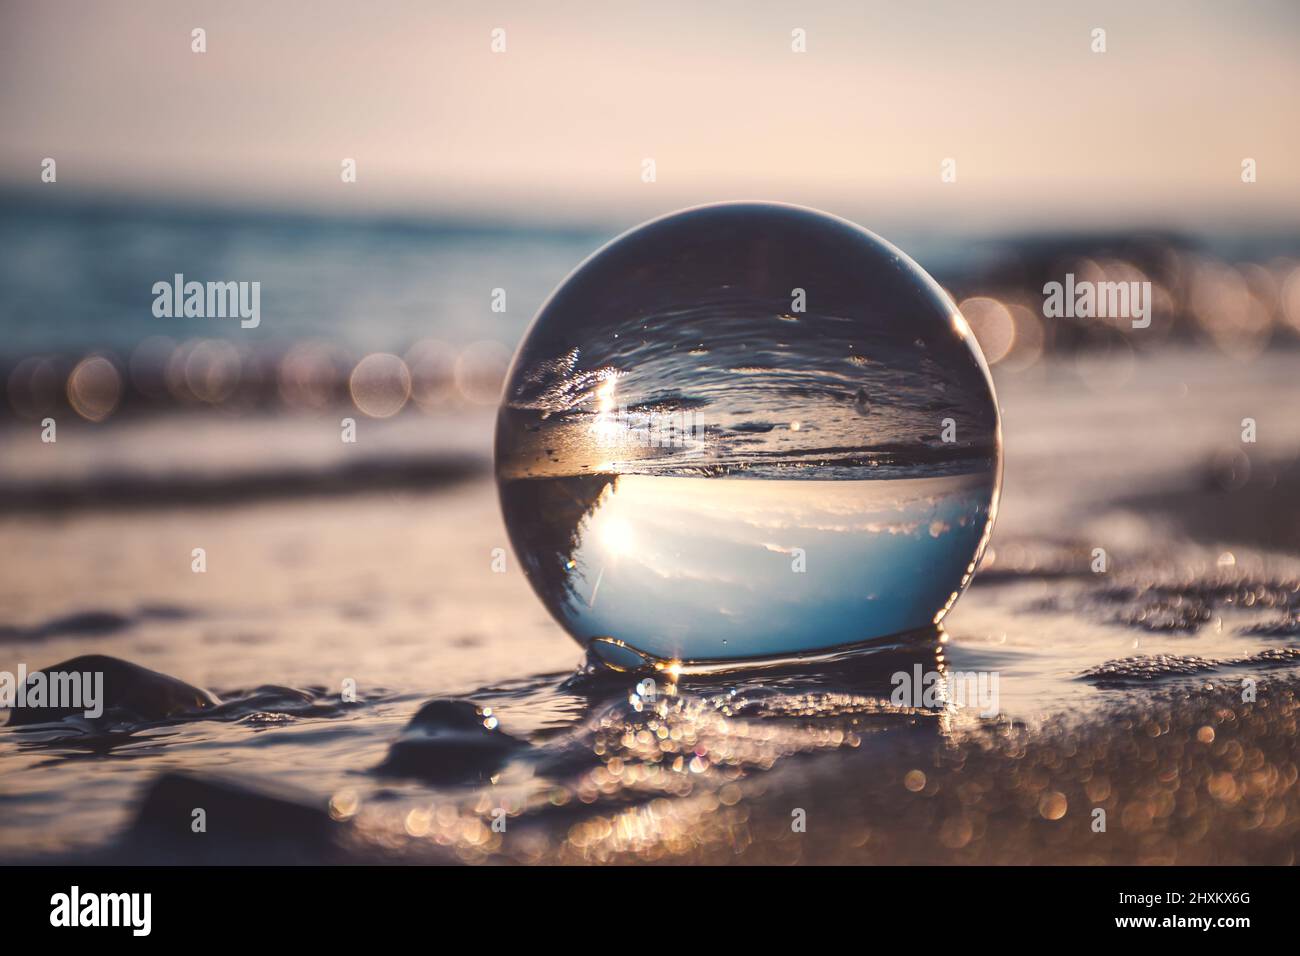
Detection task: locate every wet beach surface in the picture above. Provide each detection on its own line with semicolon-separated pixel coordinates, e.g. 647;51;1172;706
2;350;1299;864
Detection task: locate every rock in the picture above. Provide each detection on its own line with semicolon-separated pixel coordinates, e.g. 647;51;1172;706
122;771;345;863
4;654;219;726
375;699;528;785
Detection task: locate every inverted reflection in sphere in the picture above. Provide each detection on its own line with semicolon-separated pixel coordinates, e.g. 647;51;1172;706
496;202;1001;665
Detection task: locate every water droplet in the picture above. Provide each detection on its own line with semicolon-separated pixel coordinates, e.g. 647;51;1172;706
496;202;1001;664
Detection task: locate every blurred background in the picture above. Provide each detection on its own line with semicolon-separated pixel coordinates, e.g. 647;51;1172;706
2;0;1300;864
2;0;1298;479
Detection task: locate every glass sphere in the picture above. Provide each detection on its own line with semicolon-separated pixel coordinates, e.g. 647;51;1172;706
496;202;1001;666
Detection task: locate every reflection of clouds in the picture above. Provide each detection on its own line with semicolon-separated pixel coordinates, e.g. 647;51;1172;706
502;466;996;661
554;471;994;660
593;472;991;540
574;473;992;599
862;521;921;536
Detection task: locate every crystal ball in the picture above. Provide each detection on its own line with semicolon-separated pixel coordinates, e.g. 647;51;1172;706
496;202;1001;666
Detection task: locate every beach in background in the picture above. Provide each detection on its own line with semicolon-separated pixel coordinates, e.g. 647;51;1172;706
2;0;1299;864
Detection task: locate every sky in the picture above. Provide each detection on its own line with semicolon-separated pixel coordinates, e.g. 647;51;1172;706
2;0;1298;231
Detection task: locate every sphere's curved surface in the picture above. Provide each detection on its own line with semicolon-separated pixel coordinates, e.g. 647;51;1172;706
495;202;1001;663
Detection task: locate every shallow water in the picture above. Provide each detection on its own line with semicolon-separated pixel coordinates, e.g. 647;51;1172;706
2;350;1299;863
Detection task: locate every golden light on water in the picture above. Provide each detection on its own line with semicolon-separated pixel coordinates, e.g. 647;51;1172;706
404;807;433;837
66;354;122;422
328;789;360;821
590;373;623;442
596;375;616;414
1038;791;1068;821
322;668;1300;865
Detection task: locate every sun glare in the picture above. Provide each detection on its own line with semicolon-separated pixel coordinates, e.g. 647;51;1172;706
600;517;636;556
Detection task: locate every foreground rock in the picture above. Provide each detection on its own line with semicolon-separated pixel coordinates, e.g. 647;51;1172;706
375;699;528;785
121;771;348;863
3;654;219;727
